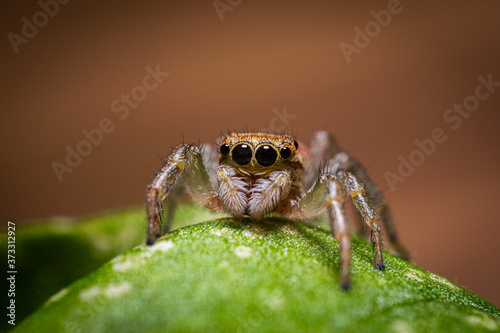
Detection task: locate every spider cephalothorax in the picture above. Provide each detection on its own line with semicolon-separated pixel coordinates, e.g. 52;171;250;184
219;133;300;169
146;131;409;289
216;133;303;218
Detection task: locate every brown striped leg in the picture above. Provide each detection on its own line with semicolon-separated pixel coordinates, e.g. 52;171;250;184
146;144;220;245
303;131;342;189
325;175;352;290
327;152;410;261
288;174;352;290
337;171;385;270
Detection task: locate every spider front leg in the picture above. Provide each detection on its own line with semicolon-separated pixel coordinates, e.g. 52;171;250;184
337;171;385;271
289;174;352;289
306;130;410;261
146;144;220;245
289;171;384;290
327;152;410;261
324;175;353;290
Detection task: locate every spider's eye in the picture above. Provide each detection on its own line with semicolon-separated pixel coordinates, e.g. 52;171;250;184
220;143;230;156
280;146;292;159
232;143;252;165
293;140;299;149
255;145;278;167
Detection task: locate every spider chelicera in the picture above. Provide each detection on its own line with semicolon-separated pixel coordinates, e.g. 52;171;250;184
146;131;409;289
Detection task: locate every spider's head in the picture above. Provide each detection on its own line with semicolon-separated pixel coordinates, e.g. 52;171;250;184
218;132;301;174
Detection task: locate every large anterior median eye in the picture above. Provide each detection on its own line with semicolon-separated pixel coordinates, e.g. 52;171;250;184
255;145;278;166
232;143;253;165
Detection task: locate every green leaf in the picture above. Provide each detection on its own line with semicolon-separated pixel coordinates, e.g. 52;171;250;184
4;204;219;328
13;216;500;332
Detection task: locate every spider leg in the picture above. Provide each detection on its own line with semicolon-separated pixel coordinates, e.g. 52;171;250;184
287;174;352;290
146;144;220;245
162;183;185;234
288;170;386;289
337;171;385;271
303;131;409;261
327;152;410;261
201;143;220;190
303;131;341;189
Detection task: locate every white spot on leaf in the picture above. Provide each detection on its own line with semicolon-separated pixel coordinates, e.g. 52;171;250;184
112;241;175;272
211;228;229;236
48;288;68;303
148;240;175;252
391;320;414;333
466;311;500;330
80;286;100;300
405;270;424;282
429;273;459;290
281;224;299;235
112;259;134;271
104;282;132;298
265;289;286;310
234;245;252;258
249;223;266;237
217;260;230;269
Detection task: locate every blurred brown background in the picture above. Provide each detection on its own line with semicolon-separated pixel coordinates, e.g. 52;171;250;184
1;1;499;306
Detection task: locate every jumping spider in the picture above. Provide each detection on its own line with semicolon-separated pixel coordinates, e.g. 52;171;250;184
146;131;409;289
